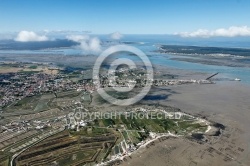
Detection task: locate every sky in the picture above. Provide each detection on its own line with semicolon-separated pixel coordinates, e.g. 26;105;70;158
0;0;250;35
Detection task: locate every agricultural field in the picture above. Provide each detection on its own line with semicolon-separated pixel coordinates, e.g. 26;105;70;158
0;157;9;166
0;62;59;75
4;95;42;113
14;129;120;166
3;90;86;115
12;110;210;166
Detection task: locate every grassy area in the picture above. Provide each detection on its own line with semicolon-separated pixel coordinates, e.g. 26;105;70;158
34;99;50;111
58;150;97;166
102;119;115;127
82;93;91;103
122;131;129;141
28;65;38;69
79;113;206;147
12;110;208;166
4;95;41;112
90;114;206;137
0;158;9;166
127;131;141;144
69;127;109;137
56;90;81;98
14;96;40;106
18;70;40;74
0;152;10;166
177;121;204;132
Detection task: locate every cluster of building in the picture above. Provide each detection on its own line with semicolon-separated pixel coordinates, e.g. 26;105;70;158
95;67;212;89
0;72;96;108
0;113;67;151
153;79;212;85
0;66;213;109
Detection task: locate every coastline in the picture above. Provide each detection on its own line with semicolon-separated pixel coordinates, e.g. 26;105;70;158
121;81;250;166
1;44;250;165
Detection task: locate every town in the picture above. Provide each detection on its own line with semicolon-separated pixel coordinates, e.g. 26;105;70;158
0;61;219;166
0;62;212;109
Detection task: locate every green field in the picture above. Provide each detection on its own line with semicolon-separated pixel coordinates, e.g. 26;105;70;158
15;129;118;166
88;113;207;145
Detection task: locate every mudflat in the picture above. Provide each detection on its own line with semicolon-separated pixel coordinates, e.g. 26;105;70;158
121;82;250;166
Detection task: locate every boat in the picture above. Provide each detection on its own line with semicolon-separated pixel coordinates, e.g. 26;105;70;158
235;78;241;81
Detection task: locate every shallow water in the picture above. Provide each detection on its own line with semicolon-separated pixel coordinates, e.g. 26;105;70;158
1;36;250;84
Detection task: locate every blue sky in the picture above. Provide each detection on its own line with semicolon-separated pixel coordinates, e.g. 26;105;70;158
0;0;250;34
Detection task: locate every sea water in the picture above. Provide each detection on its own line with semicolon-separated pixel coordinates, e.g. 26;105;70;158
1;35;250;84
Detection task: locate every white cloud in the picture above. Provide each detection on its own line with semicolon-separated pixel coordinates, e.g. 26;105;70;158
66;35;89;42
110;32;123;40
66;35;101;53
88;37;101;52
176;26;250;38
15;31;49;42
